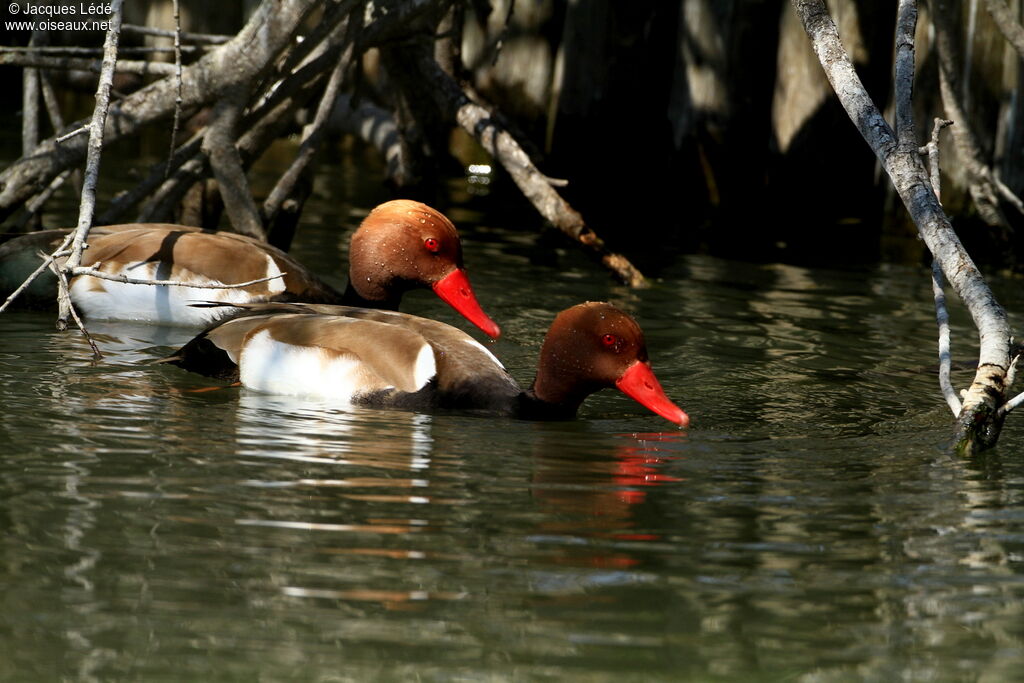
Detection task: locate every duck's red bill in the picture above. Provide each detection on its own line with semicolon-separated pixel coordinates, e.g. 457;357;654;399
432;268;501;339
615;361;689;427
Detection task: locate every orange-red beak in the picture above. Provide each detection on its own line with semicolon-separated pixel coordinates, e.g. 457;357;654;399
432;268;501;339
615;361;689;427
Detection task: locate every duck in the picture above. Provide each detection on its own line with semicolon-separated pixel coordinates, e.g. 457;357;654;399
160;301;689;426
0;200;500;336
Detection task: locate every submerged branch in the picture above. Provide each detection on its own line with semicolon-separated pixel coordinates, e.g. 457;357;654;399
49;260;102;360
921;118;960;416
932;262;962;415
792;0;1012;453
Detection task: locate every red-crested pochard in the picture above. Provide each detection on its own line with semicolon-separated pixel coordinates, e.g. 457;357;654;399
0;200;500;336
161;301;689;426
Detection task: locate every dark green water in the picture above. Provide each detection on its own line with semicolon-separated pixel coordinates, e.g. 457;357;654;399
2;159;1024;681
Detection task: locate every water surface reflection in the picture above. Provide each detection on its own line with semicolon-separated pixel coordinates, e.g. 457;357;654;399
2;248;1023;679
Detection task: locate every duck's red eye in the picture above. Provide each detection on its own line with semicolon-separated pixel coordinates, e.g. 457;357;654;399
424;237;441;253
602;334;618;348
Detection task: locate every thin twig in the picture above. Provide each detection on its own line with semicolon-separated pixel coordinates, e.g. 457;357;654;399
0;236;75;314
0;53;176;76
165;0;184;180
921;118;960;415
58;0;124;330
40;72;83;196
120;23;231;45
57;127;89;143
71;265;287;289
0;45;206;55
899;7;975;420
49;260;103;360
263;52;348;224
919;118;954;197
999;391;1024;416
932;261;962;415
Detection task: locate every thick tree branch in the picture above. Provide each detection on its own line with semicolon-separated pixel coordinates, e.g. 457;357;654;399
203;84;265;240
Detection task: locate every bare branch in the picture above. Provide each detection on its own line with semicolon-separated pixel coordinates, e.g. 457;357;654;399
58;0;124;330
0;236;74;315
984;0;1024;58
414;52;647;287
932;262;962;415
203;84;265;240
263;53;349;226
792;0;1012;453
0;52;176;76
0;0;322;220
49;260;102;360
120;23;231;45
165;0;184;180
894;0;918;150
56;127;89;143
71;264;287;290
933;0;1024;225
919;118;954;194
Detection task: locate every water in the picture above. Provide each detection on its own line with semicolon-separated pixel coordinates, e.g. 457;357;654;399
2;165;1024;681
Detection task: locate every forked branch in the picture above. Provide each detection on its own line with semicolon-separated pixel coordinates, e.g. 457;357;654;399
792;0;1013;453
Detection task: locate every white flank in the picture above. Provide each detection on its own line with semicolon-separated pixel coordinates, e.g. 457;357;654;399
70;261;279;327
464;337;504;369
239;330;373;402
262;255;287;295
412;343;437;391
